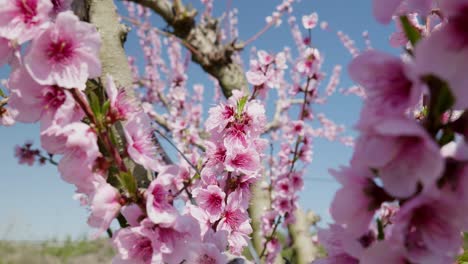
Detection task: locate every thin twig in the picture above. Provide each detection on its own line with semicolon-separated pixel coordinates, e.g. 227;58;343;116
259;216;282;259
154;129;200;175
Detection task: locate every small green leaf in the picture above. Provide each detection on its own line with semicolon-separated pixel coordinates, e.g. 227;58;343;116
399;16;421;46
118;172;137;199
88;91;102;116
102;100;111;116
236;96;248;116
376;218;385;240
423;74;455;118
0;88;5;98
438;128;455;146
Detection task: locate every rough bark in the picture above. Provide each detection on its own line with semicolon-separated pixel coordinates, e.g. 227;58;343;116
73;0;153;187
288;208;321;264
249;178;271;255
127;0;248;98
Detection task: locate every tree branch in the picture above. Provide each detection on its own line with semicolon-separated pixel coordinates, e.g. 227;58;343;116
127;0;248;98
288;208;320;264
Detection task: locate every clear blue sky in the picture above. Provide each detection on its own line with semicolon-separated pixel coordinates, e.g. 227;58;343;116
0;0;396;240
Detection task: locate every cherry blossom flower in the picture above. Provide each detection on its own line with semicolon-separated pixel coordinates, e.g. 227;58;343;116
360;241;408;264
302;12;318;29
147;215;202;263
315;225;359;263
112;225;157;264
14;141;39;166
0;0;52;44
353;118;443;198
105;75;137;121
41;122;103;194
330;166;391;236
88;183;122;236
124;112;160;172
146;179;178;227
217;203;252;254
391;194;464;263
225;146;260;175
413;18;468;109
205;103;235;132
372;0;433;24
194;185;226;222
348;50;420;119
185;243;227;264
121;204;144;227
8;66;83;128
24;11;101;90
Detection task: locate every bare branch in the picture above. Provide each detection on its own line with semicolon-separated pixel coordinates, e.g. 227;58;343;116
127;0;248;98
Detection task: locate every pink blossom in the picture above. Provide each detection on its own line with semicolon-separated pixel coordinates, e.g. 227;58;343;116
246;70;267;86
244;100;266;136
146;180;178;227
440;0;468;17
217;203;252;254
0;107;17;126
296;47;321;77
121;204;144;227
391;194;464;263
330;166;389;236
302;12;318;29
413;20;468;109
88;183;122;236
8;66;83;127
349;50;419;117
194;185;226;222
372;0;433;24
205;141;227;174
14;141;38;166
42;122;103;193
124;113;160;172
315;225;359;263
153;164;189;195
24;11;101;90
185;243;227;264
148;215;202;263
205;103;235;132
185;204;211;236
225;146;260;174
105;75;137;121
360;241;407;264
0;0;52;44
112;225;157;264
353;118;443;198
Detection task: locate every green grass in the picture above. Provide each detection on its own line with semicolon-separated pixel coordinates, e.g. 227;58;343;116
0;237;114;264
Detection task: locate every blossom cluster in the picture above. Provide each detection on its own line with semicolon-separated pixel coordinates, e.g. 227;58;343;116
317;0;468;263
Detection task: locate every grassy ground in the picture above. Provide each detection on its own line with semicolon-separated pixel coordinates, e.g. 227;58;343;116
0;238;114;264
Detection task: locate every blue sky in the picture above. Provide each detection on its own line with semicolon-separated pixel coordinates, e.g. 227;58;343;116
0;0;397;240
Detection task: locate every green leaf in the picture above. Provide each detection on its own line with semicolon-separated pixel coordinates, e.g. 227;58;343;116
438;128;455;146
88;91;102;116
376;218;385;240
236;96;248;116
399;16;421;46
423;75;455;119
0;88;5;98
102;100;111;116
118;172;137;199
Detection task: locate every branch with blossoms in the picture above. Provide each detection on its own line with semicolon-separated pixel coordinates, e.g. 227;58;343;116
1;0;360;263
315;0;468;263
